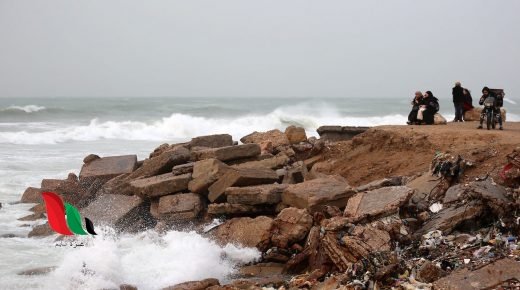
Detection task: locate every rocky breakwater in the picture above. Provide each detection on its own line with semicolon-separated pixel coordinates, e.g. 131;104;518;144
18;125;520;289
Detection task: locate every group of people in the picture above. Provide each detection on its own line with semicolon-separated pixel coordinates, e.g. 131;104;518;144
407;91;440;125
407;82;504;130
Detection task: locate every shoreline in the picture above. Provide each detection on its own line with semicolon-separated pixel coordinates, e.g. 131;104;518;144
11;123;520;289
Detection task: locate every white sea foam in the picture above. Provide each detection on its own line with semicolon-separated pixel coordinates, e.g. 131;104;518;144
2;105;46;113
504;98;517;105
0;105;407;144
37;228;260;290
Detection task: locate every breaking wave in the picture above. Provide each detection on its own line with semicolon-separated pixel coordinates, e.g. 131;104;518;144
0;109;407;144
37;228;260;290
1;105;46;113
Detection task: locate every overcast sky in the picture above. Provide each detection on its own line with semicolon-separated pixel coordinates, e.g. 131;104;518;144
1;0;519;99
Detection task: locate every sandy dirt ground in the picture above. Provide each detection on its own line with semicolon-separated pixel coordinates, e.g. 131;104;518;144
319;121;520;186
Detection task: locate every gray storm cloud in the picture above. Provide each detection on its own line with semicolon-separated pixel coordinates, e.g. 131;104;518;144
0;0;519;100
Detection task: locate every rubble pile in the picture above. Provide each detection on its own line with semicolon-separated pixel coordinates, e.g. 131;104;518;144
19;127;520;289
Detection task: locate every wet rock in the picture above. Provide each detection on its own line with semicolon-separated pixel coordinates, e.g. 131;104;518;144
232;153;289;170
172;163;194;175
192;144;261;162
316;126;369;142
1;233;18;238
81;194;147;230
285;126;307;144
130;173;190;198
162;278;220;290
190;134;233;149
433;258;520;290
158;193;202;221
41;179;63;191
343;186;413;223
282;176;355;213
79;155;138;183
18;212;45;221
21;187;43;203
17;266;56;276
240;129;290;148
271;207;313;248
207;203;275;216
100;147;191;196
208;168;278;203
416;260;445;283
83;154;100;164
282;161;308;184
188;159;233;194
226;184;287;205
355;176;404;192
30;203;46;215
213;216;273;250
416;202;484;236
28;223;54;237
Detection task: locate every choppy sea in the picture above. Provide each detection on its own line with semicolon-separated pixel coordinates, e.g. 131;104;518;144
0;96;518;289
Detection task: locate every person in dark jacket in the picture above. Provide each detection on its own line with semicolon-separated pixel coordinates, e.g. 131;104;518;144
462;88;474;115
477;86;503;130
407;91;423;125
422;91;440;125
452;81;465;122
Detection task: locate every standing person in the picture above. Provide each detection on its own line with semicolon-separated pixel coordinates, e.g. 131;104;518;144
422;91;440;125
452;81;465;122
462;88;474;118
407;91;423;125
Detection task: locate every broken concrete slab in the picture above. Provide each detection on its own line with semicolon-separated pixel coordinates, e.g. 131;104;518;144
343;186;414;223
433;258;520;290
226;184;287;205
188;159;233;194
132;147;191;181
232;153;289;170
208;168;278;203
355;176;404;192
316;126;369;142
81;194;146;230
213;216;274;251
190;134;233;149
79;155;138;183
407;173;443;204
322;225;391;272
157;193;203;221
281;176;355;213
271;207;313;248
172;162;194;176
416;202;484;236
130;173;190;198
444;180;510;213
191;144;261;162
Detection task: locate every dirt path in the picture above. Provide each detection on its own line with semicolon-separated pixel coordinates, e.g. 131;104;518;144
320;122;520;186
